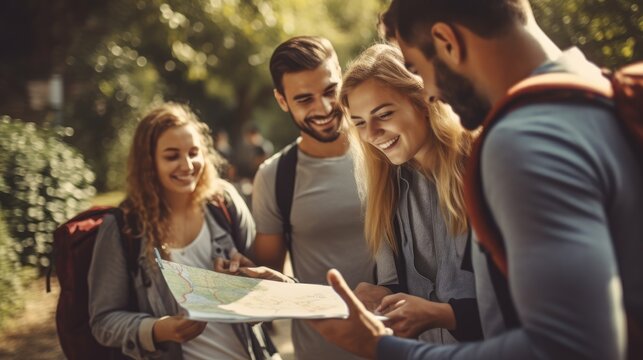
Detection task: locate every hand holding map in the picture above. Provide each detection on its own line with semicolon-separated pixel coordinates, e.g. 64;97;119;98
158;259;349;323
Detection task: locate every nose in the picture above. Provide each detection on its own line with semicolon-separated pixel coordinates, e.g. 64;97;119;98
319;96;334;115
422;84;439;104
180;155;194;172
366;121;384;143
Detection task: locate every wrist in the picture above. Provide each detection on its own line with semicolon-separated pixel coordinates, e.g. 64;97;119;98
152;316;169;344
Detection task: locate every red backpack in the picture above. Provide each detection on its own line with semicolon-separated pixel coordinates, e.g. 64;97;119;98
46;195;278;359
46;206;138;360
464;62;643;359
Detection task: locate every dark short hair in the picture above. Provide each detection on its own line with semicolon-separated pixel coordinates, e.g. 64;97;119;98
269;36;337;95
381;0;529;58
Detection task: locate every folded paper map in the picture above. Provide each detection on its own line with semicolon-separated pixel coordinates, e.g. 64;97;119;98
158;259;349;323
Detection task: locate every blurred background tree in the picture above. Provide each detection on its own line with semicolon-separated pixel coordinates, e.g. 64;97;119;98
1;0;387;191
1;0;640;193
531;0;641;68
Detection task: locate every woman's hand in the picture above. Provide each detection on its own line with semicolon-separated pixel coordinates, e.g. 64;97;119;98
214;249;256;274
152;315;207;344
377;293;455;339
353;283;393;312
238;266;295;283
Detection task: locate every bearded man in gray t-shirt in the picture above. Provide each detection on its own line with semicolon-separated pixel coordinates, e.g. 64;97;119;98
251;36;375;360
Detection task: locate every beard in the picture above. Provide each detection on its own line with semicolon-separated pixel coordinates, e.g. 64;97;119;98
289;106;343;143
433;57;491;130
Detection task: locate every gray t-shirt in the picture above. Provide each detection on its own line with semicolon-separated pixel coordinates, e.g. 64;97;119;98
378;47;643;359
253;146;375;360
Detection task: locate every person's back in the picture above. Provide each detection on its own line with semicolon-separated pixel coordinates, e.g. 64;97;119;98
251;36;374;360
306;1;643;359
470;46;643;357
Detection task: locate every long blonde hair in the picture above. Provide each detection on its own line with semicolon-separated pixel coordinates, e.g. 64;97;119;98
122;102;225;261
341;44;473;255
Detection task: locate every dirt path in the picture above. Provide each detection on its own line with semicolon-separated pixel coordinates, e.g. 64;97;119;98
0;276;294;359
0;277;64;359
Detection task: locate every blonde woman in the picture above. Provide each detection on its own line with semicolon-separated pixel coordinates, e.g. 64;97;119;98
88;103;270;359
343;44;482;344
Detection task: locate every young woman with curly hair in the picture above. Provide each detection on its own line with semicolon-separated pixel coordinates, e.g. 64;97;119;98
88;102;265;359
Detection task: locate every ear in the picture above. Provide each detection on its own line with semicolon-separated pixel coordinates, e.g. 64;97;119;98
273;89;290;112
430;22;463;66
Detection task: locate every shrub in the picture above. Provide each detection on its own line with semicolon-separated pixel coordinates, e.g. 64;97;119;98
0;210;24;329
0;116;96;271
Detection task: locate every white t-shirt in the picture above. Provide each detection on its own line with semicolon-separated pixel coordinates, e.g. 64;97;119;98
169;222;249;360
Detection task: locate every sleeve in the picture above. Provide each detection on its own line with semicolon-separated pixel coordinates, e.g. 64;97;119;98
251;162;285;235
221;180;257;256
376;106;625;359
88;214;160;360
447;298;483;341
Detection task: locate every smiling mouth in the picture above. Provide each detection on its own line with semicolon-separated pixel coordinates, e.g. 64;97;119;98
172;174;195;183
376;136;400;150
311;117;334;126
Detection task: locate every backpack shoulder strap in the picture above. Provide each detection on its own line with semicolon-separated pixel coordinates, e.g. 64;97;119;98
207;192;244;253
275;141;298;253
112;207;140;275
467;71;616;278
482;72;614;132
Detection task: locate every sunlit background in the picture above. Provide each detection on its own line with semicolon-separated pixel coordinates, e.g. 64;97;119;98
0;0;641;358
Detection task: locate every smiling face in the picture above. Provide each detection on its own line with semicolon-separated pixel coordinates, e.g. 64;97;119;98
347;78;431;165
155;124;205;197
274;58;343;143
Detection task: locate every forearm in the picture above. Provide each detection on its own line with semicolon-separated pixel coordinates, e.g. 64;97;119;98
377;329;536;360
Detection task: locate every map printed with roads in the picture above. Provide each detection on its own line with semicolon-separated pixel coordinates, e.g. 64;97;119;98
159;260;349;322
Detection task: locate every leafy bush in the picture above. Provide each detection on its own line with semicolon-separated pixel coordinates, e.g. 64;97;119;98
0;116;96;271
0;210;24;329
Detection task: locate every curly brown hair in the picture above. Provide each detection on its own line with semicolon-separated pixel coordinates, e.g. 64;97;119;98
121;102;226;262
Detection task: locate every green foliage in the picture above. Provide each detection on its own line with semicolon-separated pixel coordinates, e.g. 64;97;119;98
533;0;642;68
0;210;25;329
0;116;96;271
58;0;386;191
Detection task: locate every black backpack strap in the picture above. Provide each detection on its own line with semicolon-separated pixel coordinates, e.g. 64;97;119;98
275;142;298;263
478;242;521;329
112;208;141;277
207;192;244;254
249;323;279;359
460;226;474;272
113;207;147;314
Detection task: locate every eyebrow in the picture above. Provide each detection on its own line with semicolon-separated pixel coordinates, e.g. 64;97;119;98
292;83;337;101
350;103;393;120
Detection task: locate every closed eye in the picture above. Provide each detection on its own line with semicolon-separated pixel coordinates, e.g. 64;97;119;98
296;97;312;104
189;148;200;157
377;111;394;120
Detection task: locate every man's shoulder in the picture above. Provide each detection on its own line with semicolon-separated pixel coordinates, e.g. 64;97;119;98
483;102;620;184
255;148;287;179
491;101;615;147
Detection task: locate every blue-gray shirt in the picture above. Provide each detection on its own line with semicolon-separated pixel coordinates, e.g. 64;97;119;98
378;48;643;359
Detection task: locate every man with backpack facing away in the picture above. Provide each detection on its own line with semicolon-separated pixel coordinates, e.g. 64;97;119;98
250;36;375;359
308;0;643;359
